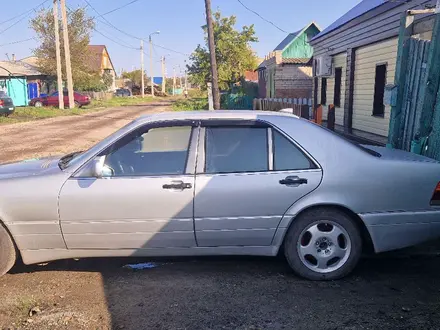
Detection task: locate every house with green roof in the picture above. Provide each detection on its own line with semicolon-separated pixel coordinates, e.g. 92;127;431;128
257;22;320;99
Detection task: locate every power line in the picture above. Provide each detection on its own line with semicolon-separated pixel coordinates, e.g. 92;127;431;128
0;0;50;26
236;0;288;33
93;28;139;50
0;37;36;47
152;43;189;56
100;0;141;16
66;4;138;50
0;0;51;36
84;0;141;40
84;0;188;58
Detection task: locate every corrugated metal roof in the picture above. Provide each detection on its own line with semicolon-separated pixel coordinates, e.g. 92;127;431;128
282;58;312;65
0;60;42;77
311;0;394;41
274;30;301;51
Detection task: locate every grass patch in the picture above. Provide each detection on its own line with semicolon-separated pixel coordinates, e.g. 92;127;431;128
0;96;156;125
172;97;208;111
14;296;38;319
82;96;155;109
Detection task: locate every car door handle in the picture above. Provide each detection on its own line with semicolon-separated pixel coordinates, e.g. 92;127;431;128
279;176;308;186
162;180;192;190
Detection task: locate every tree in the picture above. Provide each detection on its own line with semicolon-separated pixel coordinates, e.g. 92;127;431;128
121;70;147;87
30;7;96;88
187;11;258;90
102;70;114;90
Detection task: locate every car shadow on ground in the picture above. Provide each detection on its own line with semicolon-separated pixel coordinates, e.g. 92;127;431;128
10;254;440;329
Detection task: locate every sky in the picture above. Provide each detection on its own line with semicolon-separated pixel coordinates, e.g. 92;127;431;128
0;0;359;78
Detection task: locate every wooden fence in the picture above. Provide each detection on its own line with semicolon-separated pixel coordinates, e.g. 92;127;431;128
253;98;313;118
82;91;113;101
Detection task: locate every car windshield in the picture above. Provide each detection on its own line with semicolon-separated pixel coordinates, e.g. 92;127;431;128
0;91;8;97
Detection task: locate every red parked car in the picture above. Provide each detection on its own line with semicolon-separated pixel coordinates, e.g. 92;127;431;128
29;91;91;108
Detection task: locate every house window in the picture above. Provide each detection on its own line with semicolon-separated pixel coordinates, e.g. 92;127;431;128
373;64;387;117
334;67;342;107
320;78;327;105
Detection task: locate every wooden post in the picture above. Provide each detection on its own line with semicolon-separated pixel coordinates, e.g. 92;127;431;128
60;0;74;109
344;48;355;134
53;0;63;109
327;104;335;131
316;105;323;125
204;0;220;109
300;105;309;119
388;12;414;148
418;7;440;144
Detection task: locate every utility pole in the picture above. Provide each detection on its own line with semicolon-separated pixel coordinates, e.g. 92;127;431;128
204;0;220;109
60;0;74;109
161;56;166;93
140;40;145;98
149;36;154;97
173;66;176;95
179;65;182;88
53;0;63;109
184;60;188;90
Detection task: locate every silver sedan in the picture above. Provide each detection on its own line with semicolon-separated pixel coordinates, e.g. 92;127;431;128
1;111;440;280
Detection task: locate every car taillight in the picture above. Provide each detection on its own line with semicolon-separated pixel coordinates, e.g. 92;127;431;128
0;100;3;106
430;182;440;206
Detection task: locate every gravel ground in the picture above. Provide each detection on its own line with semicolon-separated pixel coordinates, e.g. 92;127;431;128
0;102;439;329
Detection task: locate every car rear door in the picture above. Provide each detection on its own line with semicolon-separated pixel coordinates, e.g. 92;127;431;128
59;120;198;249
194;120;322;247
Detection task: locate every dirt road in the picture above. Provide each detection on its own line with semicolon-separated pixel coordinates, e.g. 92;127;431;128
0;103;440;329
0;102;170;164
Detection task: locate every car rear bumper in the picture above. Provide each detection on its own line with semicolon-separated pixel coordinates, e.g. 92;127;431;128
0;106;15;114
360;210;440;253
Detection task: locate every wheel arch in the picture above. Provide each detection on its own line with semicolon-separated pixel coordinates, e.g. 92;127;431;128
276;203;374;255
0;217;22;261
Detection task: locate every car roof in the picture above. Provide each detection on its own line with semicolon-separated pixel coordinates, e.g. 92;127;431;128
136;110;299;123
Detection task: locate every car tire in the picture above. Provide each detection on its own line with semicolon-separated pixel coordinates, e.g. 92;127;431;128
34;101;43;107
0;223;16;276
284;208;362;281
74;101;81;108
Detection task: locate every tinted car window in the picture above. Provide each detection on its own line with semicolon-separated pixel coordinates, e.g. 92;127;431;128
205;127;268;173
273;130;315;171
104;126;192;176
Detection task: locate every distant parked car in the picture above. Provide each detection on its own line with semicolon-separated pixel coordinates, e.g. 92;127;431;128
0;91;15;117
114;88;132;97
29;91;91;108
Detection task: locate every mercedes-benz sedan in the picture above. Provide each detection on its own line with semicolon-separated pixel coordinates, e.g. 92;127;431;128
1;111;440;280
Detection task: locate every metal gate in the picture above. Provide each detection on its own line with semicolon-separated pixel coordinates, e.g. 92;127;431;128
398;38;431;151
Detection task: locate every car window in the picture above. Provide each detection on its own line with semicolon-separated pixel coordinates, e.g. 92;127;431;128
51;92;58;96
103;126;192;177
63;91;68;96
273;130;315;171
205;127;268;174
0;91;7;97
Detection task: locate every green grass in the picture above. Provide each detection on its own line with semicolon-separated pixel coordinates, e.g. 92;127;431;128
172;97;208;111
0;96;156;125
82;96;155;109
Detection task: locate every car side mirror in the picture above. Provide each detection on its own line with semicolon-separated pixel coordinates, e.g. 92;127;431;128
91;156;105;178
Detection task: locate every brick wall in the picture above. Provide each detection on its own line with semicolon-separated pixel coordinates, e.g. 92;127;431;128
274;65;313;99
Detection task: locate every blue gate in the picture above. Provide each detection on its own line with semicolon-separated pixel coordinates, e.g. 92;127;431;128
27;82;38;100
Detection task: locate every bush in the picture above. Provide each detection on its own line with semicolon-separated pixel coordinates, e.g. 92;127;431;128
173;97;208;111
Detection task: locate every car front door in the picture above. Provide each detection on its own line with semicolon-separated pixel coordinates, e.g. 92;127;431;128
194;121;323;247
59;121;198;249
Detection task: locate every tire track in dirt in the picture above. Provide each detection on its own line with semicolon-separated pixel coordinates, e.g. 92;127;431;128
0;102;171;163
